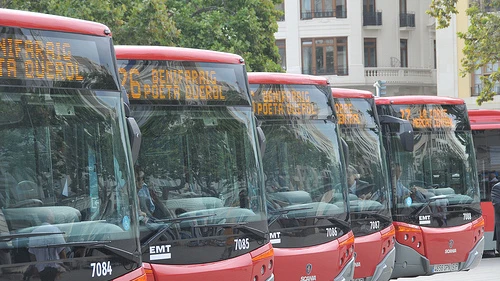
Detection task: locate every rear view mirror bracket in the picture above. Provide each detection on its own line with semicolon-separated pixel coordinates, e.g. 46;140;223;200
379;115;414;152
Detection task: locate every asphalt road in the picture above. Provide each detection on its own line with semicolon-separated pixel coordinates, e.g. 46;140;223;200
393;256;499;281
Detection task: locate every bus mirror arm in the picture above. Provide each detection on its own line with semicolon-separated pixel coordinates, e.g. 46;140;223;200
121;86;131;117
126;117;142;164
341;137;349;168
257;126;266;156
379;115;414;152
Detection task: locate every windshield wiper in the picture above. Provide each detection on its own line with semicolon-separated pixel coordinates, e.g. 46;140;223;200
460;205;482;214
141;213;216;251
29;240;138;262
310;215;351;229
268;206;314;225
411;194;451;217
355;212;392;223
194;222;267;240
0;231;65;242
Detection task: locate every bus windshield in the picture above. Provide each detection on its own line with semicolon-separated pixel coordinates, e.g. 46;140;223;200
335;97;391;236
0;26;139;279
132;106;264;220
379;103;480;227
473;129;500;201
118;59;267;265
250;83;350;248
0;89;139;273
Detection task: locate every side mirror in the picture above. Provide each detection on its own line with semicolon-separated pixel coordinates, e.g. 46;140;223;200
126;117;142;164
379;115;414;152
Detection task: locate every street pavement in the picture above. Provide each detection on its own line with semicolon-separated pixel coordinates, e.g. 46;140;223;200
392;256;499;281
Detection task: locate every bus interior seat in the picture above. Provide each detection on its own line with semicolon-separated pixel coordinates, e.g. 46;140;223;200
2;206;81;231
269;190;312;205
433;187;455;196
163;197;224;216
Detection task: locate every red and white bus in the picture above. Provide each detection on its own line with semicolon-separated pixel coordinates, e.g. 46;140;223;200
332;88;396;281
115;46;274;281
248;73;355;281
469;109;500;256
376;96;484;278
0;9;145;281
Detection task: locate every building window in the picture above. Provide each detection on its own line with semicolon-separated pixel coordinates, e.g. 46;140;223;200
276;40;287;70
301;37;348;75
400;0;406;14
433;40;437;69
276;2;285;21
472;63;500;96
477;0;500;12
363;0;382;26
400;39;408;67
363;0;375;13
336;0;347;18
399;0;415;27
300;0;347;20
364;38;377;67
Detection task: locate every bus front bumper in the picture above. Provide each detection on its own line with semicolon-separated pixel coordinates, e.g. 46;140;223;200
366;247;395;281
391;236;485;279
462;236;484;271
265;273;275;281
334;256;355;281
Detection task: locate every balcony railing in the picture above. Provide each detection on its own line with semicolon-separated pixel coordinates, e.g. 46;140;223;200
303;66;349;76
301;9;346;20
365;67;436;85
363;11;382;26
400;12;415;28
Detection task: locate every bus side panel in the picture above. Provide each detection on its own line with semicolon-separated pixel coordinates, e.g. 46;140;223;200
273;233;354;281
481;201;496;252
353;225;395;280
148;245;273;281
422;219;484;265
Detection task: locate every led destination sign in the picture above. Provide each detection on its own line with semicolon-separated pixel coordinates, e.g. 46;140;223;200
399;107;453;129
333;98;378;128
251;89;318;116
248;83;334;118
120;68;225;101
0;28;116;89
335;103;360;125
117;60;249;105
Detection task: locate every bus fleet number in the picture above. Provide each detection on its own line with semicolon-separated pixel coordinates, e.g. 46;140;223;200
234;238;250;250
463;213;472;221
370;221;380;230
90;261;112;278
326;227;338;237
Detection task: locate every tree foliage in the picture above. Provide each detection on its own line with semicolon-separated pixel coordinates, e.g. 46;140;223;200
428;0;500;105
2;0;283;72
164;0;284;72
3;0;179;46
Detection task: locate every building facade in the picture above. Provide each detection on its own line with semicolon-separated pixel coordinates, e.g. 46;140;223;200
436;0;500;109
276;0;437;96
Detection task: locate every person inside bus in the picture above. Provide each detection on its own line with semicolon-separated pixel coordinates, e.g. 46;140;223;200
135;167;156;222
27;210;67;281
491;181;500;253
392;163;426;205
489;172;499;187
347;165;371;200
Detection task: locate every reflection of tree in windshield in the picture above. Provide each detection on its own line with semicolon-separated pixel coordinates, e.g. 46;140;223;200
261;120;343;202
134;107;262;215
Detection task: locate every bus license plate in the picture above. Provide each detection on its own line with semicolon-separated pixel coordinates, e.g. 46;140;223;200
433;263;459;273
